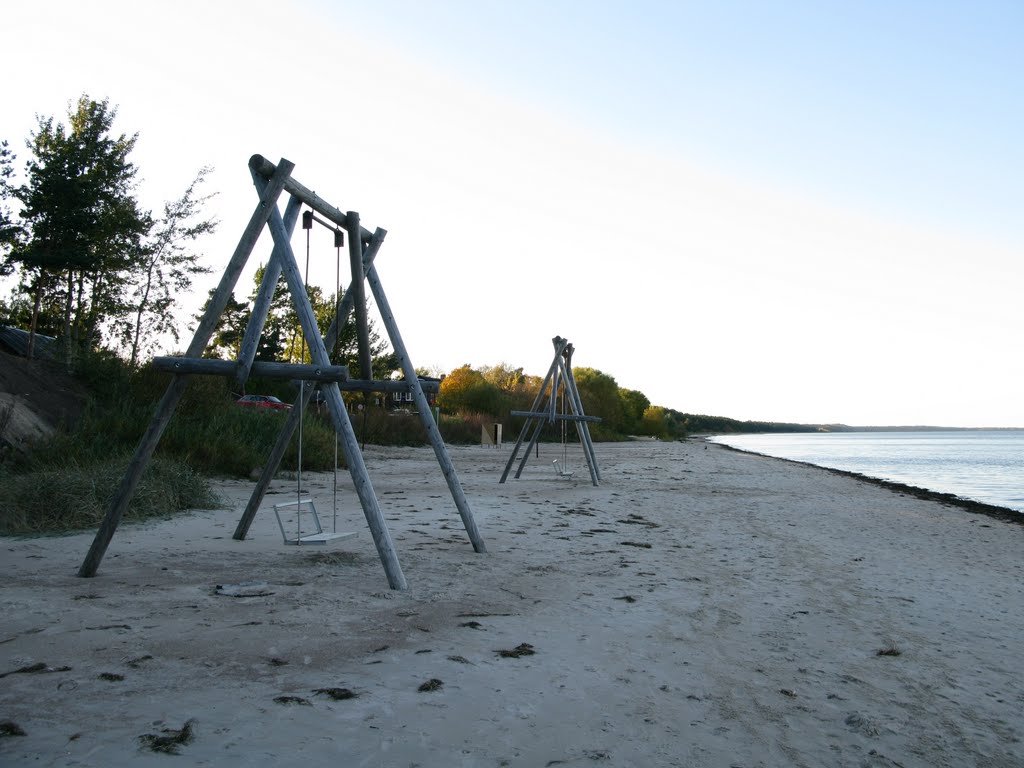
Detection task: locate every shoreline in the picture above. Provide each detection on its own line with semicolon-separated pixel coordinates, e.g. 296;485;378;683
2;440;1022;766
711;440;1024;527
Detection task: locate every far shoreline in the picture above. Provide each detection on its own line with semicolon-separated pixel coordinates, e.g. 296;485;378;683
707;438;1024;527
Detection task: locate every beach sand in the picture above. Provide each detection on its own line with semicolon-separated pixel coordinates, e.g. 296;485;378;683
2;440;1022;767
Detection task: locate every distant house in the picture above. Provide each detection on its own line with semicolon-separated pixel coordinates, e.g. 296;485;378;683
0;326;57;359
390;375;443;410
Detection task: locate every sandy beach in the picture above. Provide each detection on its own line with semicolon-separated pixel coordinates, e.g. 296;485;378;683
2;439;1022;767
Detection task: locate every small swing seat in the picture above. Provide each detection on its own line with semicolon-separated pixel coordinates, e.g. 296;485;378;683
552;459;574;478
273;498;356;545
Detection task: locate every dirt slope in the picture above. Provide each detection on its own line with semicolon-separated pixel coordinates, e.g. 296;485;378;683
0;349;87;451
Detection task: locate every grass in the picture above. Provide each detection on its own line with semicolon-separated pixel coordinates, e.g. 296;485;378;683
0;455;219;536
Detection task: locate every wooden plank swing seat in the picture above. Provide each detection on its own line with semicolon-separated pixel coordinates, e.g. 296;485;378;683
501;336;601;486
77;154;486;590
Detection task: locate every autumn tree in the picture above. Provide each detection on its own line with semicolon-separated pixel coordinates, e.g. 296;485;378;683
438;364;504;416
641;405;671;439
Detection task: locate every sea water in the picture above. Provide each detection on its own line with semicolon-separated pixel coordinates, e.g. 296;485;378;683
708;431;1024;513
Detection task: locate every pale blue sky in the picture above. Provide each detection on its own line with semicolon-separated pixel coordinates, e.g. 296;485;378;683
4;1;1022;427
334;1;1022;243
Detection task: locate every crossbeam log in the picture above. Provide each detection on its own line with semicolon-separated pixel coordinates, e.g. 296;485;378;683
510;410;602;423
152;357;349;382
249;154;373;243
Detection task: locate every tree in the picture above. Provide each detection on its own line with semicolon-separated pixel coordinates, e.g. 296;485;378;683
573;367;624;430
641;405;671;439
618;388;651;435
438;364;503;416
481;363;525;392
200;289;249;360
121;167;216;367
0;140;20;267
10;96;150;360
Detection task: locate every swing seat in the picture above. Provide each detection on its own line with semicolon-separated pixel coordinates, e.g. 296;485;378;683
552;459;574;478
273;498;356;545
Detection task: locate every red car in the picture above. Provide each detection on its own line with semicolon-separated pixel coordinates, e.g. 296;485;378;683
236;394;292;411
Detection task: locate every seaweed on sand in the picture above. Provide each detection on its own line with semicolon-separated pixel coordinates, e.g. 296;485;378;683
496;643;536;658
138;719;195;755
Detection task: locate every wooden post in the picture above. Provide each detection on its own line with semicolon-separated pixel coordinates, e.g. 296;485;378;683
560;352;601;484
152;357;348;382
78;159;296;578
366;260;487;554
232;230;385;541
261;193;407;589
249;155;374;243
235;195;302;390
347;211;374;381
556;356;600;486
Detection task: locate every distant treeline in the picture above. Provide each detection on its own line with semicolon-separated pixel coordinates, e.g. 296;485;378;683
673;413;821;435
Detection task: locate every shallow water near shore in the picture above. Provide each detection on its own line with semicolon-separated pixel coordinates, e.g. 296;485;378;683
709;430;1024;512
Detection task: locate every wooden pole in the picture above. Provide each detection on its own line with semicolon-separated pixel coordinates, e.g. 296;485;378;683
78;158;296;578
152;357;348;382
347;211;373;381
514;414;549;480
509;410;602;422
366;260;487;554
560;350;601;484
260;190;407;589
232;230;384;542
235;194;302;390
556;355;600;486
249;154;374;243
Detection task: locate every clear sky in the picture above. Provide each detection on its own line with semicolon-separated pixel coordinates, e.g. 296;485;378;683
5;1;1022;427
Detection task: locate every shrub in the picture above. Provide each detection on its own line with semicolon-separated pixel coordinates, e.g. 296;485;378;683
0;455;219;535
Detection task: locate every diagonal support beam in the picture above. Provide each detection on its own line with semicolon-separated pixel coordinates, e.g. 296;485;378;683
232;229;385;541
78;159;296;578
366;262;487;553
258;177;407;589
234;194;303;390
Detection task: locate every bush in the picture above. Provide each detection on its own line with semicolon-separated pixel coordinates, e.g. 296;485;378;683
0;455;219;535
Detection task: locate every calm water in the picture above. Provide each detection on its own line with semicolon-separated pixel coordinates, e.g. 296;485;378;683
708;431;1024;513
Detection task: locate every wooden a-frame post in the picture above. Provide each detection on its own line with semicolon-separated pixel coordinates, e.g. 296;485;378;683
78;155;485;588
500;336;601;486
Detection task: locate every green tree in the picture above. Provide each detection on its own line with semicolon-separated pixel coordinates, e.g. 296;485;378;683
0;140;20;265
200;289;249;360
9;96;151;360
122;167;216;367
618;388;651;435
573;367;623;430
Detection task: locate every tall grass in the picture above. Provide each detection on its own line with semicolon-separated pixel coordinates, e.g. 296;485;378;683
0;455;217;535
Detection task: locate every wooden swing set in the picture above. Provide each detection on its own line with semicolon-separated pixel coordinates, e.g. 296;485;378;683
500;336;601;486
78;155;486;590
